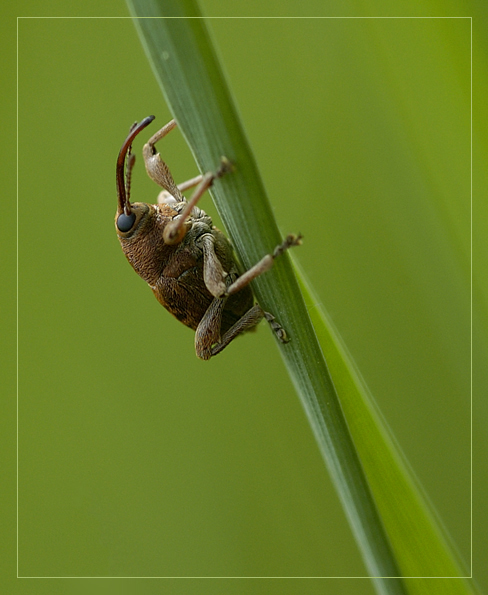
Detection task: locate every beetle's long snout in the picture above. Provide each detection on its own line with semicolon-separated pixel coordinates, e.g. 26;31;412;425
116;115;155;215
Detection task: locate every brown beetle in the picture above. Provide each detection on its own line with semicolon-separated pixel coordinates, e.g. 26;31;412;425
115;116;301;359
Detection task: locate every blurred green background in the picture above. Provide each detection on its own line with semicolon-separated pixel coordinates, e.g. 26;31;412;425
3;0;486;594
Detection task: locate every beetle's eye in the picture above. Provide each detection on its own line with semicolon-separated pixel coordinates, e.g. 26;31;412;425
117;212;136;232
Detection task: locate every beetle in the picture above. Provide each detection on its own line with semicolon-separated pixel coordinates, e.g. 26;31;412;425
115;116;301;360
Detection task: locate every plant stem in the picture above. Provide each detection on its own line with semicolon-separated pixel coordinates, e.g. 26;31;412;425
127;2;407;591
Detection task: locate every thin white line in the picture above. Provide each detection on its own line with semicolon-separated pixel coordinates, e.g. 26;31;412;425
15;16;471;19
17;15;473;581
470;15;473;580
16;16;19;580
17;575;469;579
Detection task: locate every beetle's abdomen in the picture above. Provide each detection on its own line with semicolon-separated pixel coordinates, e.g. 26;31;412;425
152;273;254;333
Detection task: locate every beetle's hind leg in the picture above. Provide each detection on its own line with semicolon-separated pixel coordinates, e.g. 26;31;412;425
195;300;265;360
263;311;289;343
195;302;289;360
195;234;301;359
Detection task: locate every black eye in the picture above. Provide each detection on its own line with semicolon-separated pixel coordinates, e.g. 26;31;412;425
117;212;136;232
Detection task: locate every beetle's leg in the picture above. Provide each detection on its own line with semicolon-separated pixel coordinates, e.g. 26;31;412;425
163;172;214;244
146;118;177;146
195;297;226;360
195;238;262;359
143;118;233;244
197;234;228;297
209;304;266;358
195;234;302;358
262;311;289;343
163;158;233;245
142;119;185;202
195;300;265;360
222;234;302;345
224;234;303;297
195;299;290;358
157;175;203;204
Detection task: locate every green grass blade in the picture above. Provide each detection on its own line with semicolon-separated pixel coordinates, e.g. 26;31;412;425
125;2;476;593
296;263;477;594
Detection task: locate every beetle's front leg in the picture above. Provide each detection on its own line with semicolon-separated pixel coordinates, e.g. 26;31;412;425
142;119;185;203
157;175;203;205
163;158;233;245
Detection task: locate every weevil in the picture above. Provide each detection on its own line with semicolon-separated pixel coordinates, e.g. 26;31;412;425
115;116;301;360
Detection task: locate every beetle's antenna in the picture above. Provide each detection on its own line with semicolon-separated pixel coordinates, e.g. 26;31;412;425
116;115;155;215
